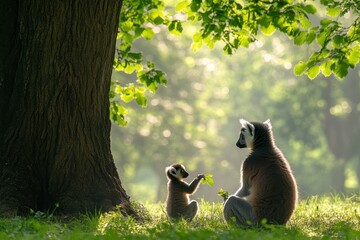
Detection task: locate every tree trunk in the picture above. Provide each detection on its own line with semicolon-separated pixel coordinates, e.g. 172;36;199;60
330;160;346;193
0;0;137;218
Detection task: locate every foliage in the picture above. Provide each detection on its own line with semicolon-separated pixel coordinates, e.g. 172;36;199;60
113;0;360;125
218;188;229;201
294;0;360;79
179;0;316;52
111;0;170;125
175;0;360;79
201;174;215;186
0;194;359;239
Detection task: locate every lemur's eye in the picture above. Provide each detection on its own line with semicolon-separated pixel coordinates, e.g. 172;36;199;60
241;128;246;132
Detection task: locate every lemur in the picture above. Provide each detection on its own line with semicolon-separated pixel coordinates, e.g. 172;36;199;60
223;119;298;226
165;163;205;221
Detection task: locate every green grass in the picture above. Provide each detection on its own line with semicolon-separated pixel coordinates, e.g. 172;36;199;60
0;194;359;239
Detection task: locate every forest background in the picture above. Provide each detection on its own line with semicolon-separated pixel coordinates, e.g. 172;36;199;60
110;0;360;203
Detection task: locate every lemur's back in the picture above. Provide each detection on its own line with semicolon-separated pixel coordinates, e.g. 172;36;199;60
166;180;190;217
244;146;297;224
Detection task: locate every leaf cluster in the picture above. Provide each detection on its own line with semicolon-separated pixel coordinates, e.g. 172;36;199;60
294;0;360;79
111;0;169;125
201;173;215;186
113;0;360;126
174;0;360;79
175;0;317;54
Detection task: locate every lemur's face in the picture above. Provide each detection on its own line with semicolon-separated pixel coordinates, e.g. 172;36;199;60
166;164;189;179
236;119;255;148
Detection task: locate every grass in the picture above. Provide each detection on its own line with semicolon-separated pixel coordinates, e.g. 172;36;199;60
0;194;359;239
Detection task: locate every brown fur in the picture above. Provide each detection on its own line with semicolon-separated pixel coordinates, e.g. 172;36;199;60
165;163;204;221
235;121;298;224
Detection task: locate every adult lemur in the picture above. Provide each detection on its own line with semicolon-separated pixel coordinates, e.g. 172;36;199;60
165;163;205;221
223;119;298;226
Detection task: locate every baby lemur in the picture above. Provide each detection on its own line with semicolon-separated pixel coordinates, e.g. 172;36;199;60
165;163;205;221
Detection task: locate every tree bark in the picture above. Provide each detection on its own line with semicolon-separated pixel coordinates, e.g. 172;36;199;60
0;0;137;217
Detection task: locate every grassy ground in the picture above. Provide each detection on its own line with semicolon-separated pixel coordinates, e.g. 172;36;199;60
0;194;359;239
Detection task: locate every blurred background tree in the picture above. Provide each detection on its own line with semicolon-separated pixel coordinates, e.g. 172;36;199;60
111;0;360;203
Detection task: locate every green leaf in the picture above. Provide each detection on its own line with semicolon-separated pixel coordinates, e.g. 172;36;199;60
121;21;133;31
190;0;201;12
153;16;163;25
135;92;147;107
298;15;312;30
147;61;155;69
320;18;333;27
223;44;233;55
193;32;202;42
168;20;183;35
332;35;344;48
124;64;136;74
261;24;276;36
147;82;158;93
294;31;307;45
306;30;316;44
316;31;327;47
294;61;307;76
142;27;154;40
128;52;142;60
114;86;122;94
347;46;360;66
307;65;320;80
134;27;144;38
110;103;128;127
303;4;317;14
320;60;334;77
217;188;229;199
121;91;134;103
334;61;348;79
326;7;341;17
191;41;202;52
176;0;189;12
201;174;214;186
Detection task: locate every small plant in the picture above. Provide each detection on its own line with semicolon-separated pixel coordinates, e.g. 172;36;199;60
218;188;229;201
201;173;214;186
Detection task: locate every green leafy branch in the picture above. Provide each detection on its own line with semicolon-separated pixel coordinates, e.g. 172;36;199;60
110;0;170;126
175;0;359;79
111;0;194;126
294;0;360;79
113;0;360;126
175;0;317;53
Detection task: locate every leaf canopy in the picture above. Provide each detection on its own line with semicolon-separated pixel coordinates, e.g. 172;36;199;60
112;0;360;125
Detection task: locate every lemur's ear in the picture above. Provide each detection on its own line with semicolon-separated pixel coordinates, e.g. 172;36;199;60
264;119;272;130
166;166;177;175
240;118;255;136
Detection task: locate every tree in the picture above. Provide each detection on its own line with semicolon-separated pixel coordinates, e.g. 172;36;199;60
0;0;138;217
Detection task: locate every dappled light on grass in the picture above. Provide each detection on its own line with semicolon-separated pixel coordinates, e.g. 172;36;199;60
291;194;360;238
0;194;359;239
94;195;360;239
